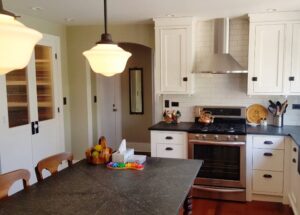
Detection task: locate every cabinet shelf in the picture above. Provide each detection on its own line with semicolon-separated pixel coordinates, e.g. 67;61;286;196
35;59;50;63
8;102;28;108
6;81;27;86
36;81;51;86
38;102;52;107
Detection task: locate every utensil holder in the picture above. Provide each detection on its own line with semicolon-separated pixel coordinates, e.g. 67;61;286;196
273;115;284;127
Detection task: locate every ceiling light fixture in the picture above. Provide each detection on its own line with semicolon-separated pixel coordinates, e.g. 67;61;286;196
83;0;131;77
0;0;42;75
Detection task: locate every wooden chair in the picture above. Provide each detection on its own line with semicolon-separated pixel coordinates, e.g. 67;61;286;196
0;169;30;200
35;152;73;182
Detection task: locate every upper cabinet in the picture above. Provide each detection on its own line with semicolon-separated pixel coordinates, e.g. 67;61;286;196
154;17;195;94
248;12;300;95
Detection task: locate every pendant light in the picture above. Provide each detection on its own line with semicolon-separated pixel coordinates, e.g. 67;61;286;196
83;0;131;77
0;0;42;75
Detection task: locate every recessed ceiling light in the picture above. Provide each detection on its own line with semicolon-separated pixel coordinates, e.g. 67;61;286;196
31;6;43;11
64;18;75;23
266;8;277;12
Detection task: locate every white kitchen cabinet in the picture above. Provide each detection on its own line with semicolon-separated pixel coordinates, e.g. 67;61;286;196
0;34;65;194
154;17;195;94
248;12;300;95
287;23;300;94
289;141;300;215
151;131;187;159
251;135;286;197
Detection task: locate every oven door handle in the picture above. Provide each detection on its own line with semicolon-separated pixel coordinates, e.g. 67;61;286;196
193;185;245;193
189;140;245;146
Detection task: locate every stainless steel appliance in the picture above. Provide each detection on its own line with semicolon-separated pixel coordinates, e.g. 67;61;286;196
188;106;247;202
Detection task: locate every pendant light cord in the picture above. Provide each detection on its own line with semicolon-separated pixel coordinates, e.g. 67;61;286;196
104;0;107;34
96;0;113;44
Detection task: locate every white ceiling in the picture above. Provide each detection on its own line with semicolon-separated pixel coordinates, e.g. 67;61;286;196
3;0;300;25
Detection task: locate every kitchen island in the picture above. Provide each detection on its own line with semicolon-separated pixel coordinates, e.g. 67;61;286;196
0;157;202;215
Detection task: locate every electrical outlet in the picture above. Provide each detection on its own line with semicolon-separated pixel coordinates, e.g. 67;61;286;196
164;100;170;108
292;104;300;109
171;102;179;107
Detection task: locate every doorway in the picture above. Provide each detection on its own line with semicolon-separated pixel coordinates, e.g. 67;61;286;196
95;43;153;152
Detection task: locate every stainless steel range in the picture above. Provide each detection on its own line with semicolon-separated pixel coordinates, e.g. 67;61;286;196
188;106;247;202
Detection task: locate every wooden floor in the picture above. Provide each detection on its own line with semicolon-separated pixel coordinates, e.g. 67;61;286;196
193;199;294;215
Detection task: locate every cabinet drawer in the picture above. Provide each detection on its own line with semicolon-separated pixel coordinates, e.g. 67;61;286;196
151;131;187;145
156;144;184;159
253;149;284;171
253;170;283;195
253;136;284;149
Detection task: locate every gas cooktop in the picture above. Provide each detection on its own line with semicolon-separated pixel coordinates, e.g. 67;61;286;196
189;120;246;134
190;106;247;135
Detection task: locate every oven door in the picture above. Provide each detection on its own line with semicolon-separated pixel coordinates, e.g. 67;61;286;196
188;139;246;189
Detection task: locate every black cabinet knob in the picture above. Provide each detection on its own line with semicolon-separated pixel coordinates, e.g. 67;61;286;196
252;77;258;82
264;152;273;157
263;174;272;179
264;141;273;145
165;147;173;151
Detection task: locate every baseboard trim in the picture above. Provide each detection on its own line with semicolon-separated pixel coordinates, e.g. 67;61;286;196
252;194;283;203
288;194;299;215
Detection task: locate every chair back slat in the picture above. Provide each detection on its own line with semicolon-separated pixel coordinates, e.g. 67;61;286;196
0;169;30;200
35;152;73;182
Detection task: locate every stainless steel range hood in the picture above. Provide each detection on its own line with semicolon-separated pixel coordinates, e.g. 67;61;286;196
194;18;247;74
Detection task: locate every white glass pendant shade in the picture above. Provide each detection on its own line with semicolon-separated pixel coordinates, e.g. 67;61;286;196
83;44;131;77
0;14;42;75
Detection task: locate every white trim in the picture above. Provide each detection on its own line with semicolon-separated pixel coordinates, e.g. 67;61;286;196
85;62;93;148
249;11;300;23
289;194;299;215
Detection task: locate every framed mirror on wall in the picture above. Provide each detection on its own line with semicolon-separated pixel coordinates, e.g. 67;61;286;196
129;68;144;114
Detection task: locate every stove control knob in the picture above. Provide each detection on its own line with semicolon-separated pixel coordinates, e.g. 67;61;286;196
214;135;219;140
195;134;200;140
227;135;231;141
234;135;239;141
202;135;207;140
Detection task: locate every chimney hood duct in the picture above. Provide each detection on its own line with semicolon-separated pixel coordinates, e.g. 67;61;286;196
195;18;247;74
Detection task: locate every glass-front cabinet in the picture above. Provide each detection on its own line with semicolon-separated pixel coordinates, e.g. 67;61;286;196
0;35;64;191
34;45;54;121
5;68;30;128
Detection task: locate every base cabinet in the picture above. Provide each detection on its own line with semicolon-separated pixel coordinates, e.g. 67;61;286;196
251;135;285;197
248;134;300;215
289;141;300;215
151;131;187;159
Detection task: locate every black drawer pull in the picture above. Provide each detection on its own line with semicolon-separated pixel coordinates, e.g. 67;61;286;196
165;136;173;140
293;158;297;163
264;141;273;145
263;174;272;179
264;152;273;157
293;147;297;152
165;147;173;151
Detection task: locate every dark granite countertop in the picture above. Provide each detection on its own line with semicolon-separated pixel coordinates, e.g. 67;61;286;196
0;158;202;215
149;121;300;147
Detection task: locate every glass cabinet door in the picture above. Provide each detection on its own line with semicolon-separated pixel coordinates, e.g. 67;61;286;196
5;68;30;128
34;45;54;121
